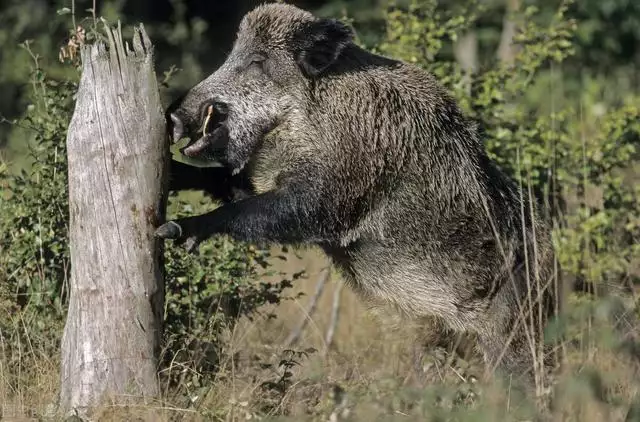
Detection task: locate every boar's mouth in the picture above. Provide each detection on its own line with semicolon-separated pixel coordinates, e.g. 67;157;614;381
173;104;230;160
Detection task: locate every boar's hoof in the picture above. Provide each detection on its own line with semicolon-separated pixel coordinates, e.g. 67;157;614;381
155;221;183;239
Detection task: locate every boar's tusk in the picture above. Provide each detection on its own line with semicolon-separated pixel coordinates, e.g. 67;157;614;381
201;105;214;136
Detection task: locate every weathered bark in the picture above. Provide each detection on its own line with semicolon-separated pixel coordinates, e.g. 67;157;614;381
60;23;167;416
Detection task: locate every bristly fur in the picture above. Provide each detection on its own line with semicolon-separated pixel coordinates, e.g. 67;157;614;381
163;3;558;384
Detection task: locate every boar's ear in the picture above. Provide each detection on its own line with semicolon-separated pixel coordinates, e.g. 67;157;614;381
295;18;354;78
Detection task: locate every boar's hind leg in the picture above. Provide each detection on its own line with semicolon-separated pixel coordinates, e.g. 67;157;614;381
475;302;540;388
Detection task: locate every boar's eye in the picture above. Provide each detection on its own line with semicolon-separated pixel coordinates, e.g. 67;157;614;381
248;53;267;69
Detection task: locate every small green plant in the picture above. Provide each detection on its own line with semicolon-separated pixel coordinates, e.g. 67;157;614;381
258;347;317;414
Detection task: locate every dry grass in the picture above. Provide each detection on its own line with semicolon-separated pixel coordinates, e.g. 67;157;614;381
2;245;640;421
0;317;62;420
167;246;640;422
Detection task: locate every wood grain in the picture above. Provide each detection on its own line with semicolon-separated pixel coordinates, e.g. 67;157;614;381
59;23;168;416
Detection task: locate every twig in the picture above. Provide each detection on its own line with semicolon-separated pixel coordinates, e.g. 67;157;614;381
323;279;344;357
283;268;330;348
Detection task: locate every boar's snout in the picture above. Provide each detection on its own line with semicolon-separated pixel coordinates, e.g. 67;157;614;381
166;100;229;144
165;98;232;164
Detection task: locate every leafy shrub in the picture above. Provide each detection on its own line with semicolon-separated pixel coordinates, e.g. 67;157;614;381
161;193;296;400
0;54;74;396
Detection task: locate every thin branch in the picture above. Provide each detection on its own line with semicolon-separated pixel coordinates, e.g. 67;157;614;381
283;267;330;348
323;279;344;357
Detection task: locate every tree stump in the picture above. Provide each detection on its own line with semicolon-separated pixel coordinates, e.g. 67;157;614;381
60;23;168;416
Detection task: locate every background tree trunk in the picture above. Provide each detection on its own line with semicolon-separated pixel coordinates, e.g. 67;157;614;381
453;30;478;93
59;23;168;416
497;0;521;64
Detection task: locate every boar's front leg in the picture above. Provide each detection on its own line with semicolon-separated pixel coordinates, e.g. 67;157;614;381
155;183;337;252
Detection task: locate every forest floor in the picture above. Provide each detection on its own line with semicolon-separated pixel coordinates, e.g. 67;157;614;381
2;246;639;421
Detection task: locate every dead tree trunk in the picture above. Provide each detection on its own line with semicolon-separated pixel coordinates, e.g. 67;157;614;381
60;23;168;416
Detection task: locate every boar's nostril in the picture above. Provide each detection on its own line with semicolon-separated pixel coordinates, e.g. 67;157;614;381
212;101;229;115
169;113;184;144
